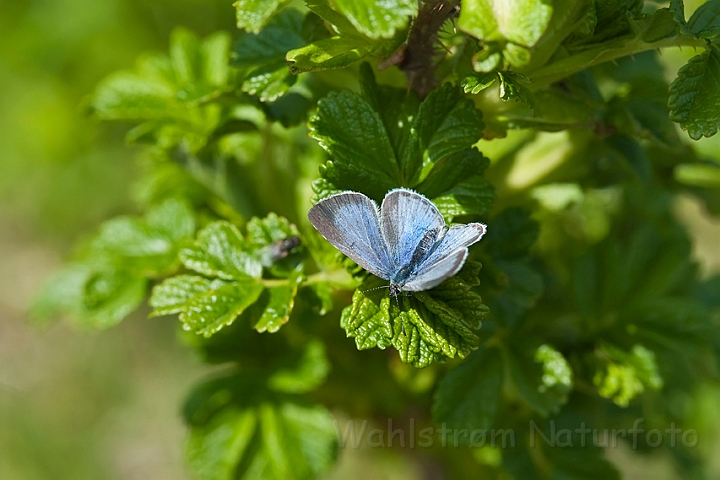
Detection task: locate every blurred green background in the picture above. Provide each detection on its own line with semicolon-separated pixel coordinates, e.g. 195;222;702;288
2;0;720;479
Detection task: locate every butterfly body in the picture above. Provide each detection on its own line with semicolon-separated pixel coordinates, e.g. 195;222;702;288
308;188;486;296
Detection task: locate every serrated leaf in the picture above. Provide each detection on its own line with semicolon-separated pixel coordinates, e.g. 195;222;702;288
305;0;362;37
180;222;263;280
484;208;540;258
330;0;415;39
246;212;299;247
186;377;338;480
593;344;663;407
89;199;196;276
267;339;330;393
150;275;228;316
487;258;543;326
497;71;534;107
459;0;552;47
480;208;543;326
432;346;503;433
687;0;720;39
340;264;486;368
459;0;552;67
410;83;485;182
92;28;230;146
668;47;720;140
309;90;399;201
253;271;303;332
31;264;91;322
287;36;379;74
233;9;307;102
298;282;334;315
82;268;148;328
234;0;290;33
180;281;265;337
461;71;497;94
187;407;257;480
359;63;419;173
312;69;491;208
416;148;495;221
506;341;573;417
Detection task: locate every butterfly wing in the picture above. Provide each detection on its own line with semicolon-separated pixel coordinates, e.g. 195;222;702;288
380;188;445;269
308;192;394;280
402;223;487;291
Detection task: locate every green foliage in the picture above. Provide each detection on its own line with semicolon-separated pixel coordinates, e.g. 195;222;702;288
341;262;487;368
668;46;720;140
150;214;304;335
33;198;195;327
34;1;720;479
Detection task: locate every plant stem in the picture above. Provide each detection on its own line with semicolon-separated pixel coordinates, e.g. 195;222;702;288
401;0;460;98
528;35;708;89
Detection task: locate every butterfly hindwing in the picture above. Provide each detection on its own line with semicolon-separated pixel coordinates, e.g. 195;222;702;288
402;249;468;292
308;192;394;280
380;188;445;269
403;223;487;291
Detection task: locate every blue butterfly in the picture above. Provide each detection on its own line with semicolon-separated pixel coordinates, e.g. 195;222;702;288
308;188;487;296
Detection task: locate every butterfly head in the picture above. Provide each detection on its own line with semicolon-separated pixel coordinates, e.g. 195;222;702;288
388;282;403;297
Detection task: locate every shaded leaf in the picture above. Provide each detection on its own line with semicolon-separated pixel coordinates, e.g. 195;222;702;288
432;346;503;433
668;47;720;140
234;0;290;33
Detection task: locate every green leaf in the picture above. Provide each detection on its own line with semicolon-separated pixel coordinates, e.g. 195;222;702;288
82;268;148;328
432;346;503;433
298;282;334;315
234;0;290;33
185;376;338;480
305;0;362;37
593;344;663;407
668;46;720;140
149;275;229;316
91;198;196;275
687;0;720;39
674;162;720;188
92;28;231;147
187;407;258;480
461;71;497;94
152;216;304;336
416;148;495;221
340;263;487;368
309;90;399;201
267;339;330;393
252;271;303;333
497;71;534;107
330;0;416;39
233;9;307;102
459;0;552;46
410;83;485;182
179;281;265;337
287;36;379;73
530;413;622;480
506;342;573;417
180;221;263;280
31;264;91;322
480;208;543;326
459;0;552;67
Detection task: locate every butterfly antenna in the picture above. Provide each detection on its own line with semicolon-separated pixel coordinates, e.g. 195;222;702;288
359;284;390;294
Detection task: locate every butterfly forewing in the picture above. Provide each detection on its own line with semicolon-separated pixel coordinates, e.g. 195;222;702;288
308;192;393;280
380;188;445;269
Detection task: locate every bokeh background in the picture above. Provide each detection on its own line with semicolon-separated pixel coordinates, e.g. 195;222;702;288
1;0;720;479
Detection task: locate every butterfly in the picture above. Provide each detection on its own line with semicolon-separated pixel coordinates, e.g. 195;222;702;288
308;188;487;296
